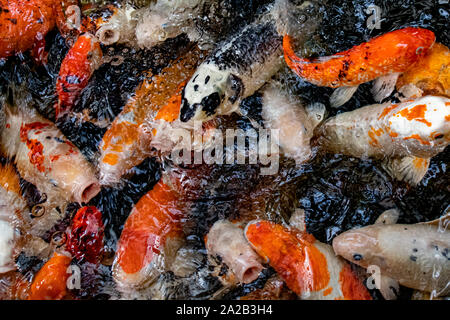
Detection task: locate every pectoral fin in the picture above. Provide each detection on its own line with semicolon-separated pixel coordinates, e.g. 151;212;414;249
371;73;400;102
382;156;430;186
379;275;399;300
329;85;359;108
289;208;306;232
375;209;400;225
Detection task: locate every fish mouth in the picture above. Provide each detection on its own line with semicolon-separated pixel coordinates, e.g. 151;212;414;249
73;180;101;204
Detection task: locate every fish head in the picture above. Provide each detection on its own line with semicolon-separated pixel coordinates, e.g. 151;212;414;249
388;96;450;157
332;227;387;269
180;62;243;122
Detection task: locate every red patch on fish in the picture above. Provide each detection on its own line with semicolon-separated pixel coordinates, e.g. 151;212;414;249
66;206;104;264
338;264;372;300
20;122;50;172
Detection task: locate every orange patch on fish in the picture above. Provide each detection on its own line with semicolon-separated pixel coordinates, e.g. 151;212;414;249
245;221;330;295
115;181;184;274
102;153;119;166
412;157;429;170
396;104;432;126
338;264;372;300
28;252;72;300
378;104;398;120
368;127;382;146
0;163;21;194
19;122;50;173
284;27;435;88
403;134;431;145
323;287;333;297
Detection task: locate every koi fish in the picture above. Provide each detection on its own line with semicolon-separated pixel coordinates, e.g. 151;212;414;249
333;209;450;297
55;33;103;118
66;206;104;264
179;0;321;122
314;95;450;185
98;46;205;185
396;43;450;99
94;4;138;46
112;180;186;292
239;275;297;300
283;27;436;107
206;220;264;285
27;252;72;300
245;220;372;300
261;80;326;164
1;106;101;204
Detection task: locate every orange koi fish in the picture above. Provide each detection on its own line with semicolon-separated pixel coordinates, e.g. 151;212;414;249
27;252;72;300
315;95;450;185
283;27;436;107
55;33;103;118
0;0;80;62
112;179;186;292
396;43;450;98
245;220;372;300
1;107;100;204
98;46;205;185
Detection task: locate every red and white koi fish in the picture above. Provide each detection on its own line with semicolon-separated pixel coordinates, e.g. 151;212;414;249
283;27;436;107
245;220;372;300
315;95;450;185
333;210;450;297
1;106;101;204
206;220;264;285
55;33;103;118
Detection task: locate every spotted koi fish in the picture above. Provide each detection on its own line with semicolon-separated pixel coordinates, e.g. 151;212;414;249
55;33;103;118
283;27;436;107
315;95;450;185
98;46;205;185
245;220;372;300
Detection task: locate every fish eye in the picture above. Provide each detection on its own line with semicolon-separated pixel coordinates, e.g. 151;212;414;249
201;92;222;117
31;205;45;218
51;231;66;247
353;254;363;261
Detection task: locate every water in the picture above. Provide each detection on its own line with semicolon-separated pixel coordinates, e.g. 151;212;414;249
0;0;448;300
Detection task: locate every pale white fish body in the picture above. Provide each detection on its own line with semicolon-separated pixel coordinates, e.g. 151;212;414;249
333;221;450;296
1;107;101;205
206;220;264;285
262;83;325;164
317;96;450;159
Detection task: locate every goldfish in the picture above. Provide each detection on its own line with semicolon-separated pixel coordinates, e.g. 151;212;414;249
66;206;104;264
245;219;372;300
27;252;72;300
98;46;205;185
314;95;450;185
261;80;326;164
283;27;436;108
333;209;450;297
396;43;450;99
55;33;103;118
206;220;264;285
1;106;101;204
179;0;321;122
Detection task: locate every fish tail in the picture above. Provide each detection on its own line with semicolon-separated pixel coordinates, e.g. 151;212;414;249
283;35;307;77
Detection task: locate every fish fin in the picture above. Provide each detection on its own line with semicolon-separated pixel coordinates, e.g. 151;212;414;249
379;276;399;300
371;73;400;102
382;156;430;186
329;85;359;108
289;208;306;232
420;210;450;227
305;102;327;128
397;84;424;101
375;209;400;225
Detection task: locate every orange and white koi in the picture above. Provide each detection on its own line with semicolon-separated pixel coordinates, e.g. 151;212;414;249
244;220;372;300
55;33;103;118
315;95;450;185
98;46;205;185
112;179;186;292
1;106;100;204
333;210;450;297
27;252;72;300
283;27;436;107
396;43;450;99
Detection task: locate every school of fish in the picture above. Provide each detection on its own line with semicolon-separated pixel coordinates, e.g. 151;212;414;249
0;0;448;301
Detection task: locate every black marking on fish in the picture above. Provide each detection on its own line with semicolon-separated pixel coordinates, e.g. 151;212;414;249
228;74;244;104
205;76;210;84
201;92;222;117
194;85;199;92
192;75;199;83
208;21;282;73
443;248;449;260
180;96;197;122
353;254;363;261
410;255;417;262
413;248;418;252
